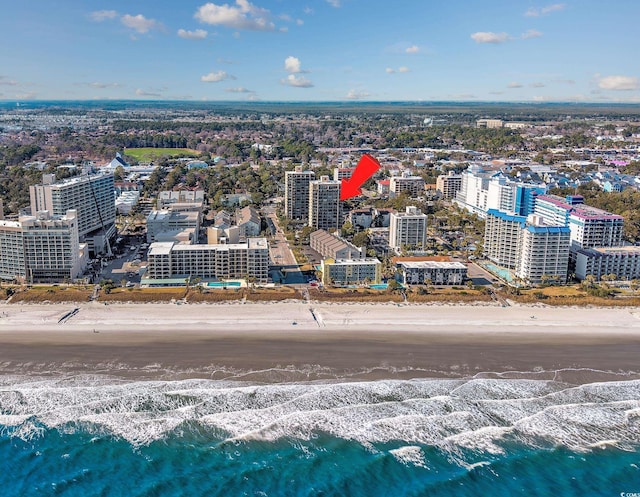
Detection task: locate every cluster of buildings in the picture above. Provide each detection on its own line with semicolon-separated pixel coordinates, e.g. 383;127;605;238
309;229;381;286
483;193;640;284
144;190;268;285
285;167;342;230
0;168;115;283
454;165;545;219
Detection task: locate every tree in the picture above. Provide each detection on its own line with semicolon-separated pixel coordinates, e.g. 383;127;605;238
341;221;355;238
352;230;370;248
113;165;125;182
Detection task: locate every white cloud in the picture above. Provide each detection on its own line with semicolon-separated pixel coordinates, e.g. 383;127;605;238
598;75;639;91
121;14;160;34
525;3;565;17
386;67;411;74
326;0;340;7
90;10;118;22
405;45;420;54
346;89;370;100
521;29;542;39
285;56;305;73
489;91;504;95
281;74;313;88
195;0;276;31
530;82;545;88
178;28;208;39
89;82;121;89
532;95;550;101
135;88;162;97
471;32;510;44
0;76;18;86
508;82;523;88
296;19;304;25
304;7;313;14
225;87;253;93
201;71;236;82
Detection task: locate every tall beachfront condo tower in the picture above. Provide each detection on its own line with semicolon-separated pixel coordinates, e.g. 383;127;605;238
308;176;341;231
484;209;526;269
0;210;87;283
534;195;624;251
518;216;571;285
389;206;428;253
285;166;315;221
30;172;116;255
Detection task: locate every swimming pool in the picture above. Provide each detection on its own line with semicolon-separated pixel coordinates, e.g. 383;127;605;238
483;263;514;282
206;281;242;288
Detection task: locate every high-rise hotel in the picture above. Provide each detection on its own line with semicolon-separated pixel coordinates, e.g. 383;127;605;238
0;210;87;283
30;172;116;255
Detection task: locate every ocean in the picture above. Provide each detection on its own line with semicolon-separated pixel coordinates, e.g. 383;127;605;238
1;375;639;496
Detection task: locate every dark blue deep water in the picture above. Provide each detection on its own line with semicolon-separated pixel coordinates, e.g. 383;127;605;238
1;377;639;496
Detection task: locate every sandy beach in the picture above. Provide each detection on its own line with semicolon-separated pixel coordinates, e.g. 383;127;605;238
1;301;639;383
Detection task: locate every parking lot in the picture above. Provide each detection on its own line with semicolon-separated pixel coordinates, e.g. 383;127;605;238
95;235;148;286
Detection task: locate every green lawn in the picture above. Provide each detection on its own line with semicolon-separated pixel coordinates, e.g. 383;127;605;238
124;147;200;162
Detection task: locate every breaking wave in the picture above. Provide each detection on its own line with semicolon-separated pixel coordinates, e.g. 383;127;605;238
2;375;640;496
1;375;639;453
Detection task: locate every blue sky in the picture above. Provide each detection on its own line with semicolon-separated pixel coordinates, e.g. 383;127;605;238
1;0;639;102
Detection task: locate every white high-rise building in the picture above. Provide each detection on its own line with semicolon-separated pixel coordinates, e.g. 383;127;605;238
309;176;341;231
484;209;525;269
285;166;315;220
30;172;116;255
518;217;571;285
455;165;545;218
484;209;570;285
0;210;87;283
389;206;427;252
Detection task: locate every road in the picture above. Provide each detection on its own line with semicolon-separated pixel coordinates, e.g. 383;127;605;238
263;206;306;284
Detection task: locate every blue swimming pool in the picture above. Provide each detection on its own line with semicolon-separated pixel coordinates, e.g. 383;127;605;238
483;263;514;282
369;283;389;290
206;281;242;288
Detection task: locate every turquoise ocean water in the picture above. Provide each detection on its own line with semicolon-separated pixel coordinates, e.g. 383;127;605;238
1;376;639;496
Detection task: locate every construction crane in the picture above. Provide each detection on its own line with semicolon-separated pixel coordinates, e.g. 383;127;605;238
86;171;113;258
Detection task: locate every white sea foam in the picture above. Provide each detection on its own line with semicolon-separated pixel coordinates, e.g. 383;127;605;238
389;445;429;468
0;376;639;460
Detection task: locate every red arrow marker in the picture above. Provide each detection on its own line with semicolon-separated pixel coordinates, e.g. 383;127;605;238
340;154;381;201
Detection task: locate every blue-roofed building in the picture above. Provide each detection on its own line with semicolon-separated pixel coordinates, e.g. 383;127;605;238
484;209;570;285
519;219;571;284
485;209;526;270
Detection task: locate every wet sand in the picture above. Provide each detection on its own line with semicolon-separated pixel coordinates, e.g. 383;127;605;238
1;302;639;383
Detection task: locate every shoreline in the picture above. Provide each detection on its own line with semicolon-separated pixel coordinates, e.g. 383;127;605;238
1;301;640;384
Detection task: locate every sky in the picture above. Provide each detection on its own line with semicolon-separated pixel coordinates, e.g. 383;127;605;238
0;0;639;102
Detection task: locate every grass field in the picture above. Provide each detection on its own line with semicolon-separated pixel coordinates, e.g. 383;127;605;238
124;148;200;162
